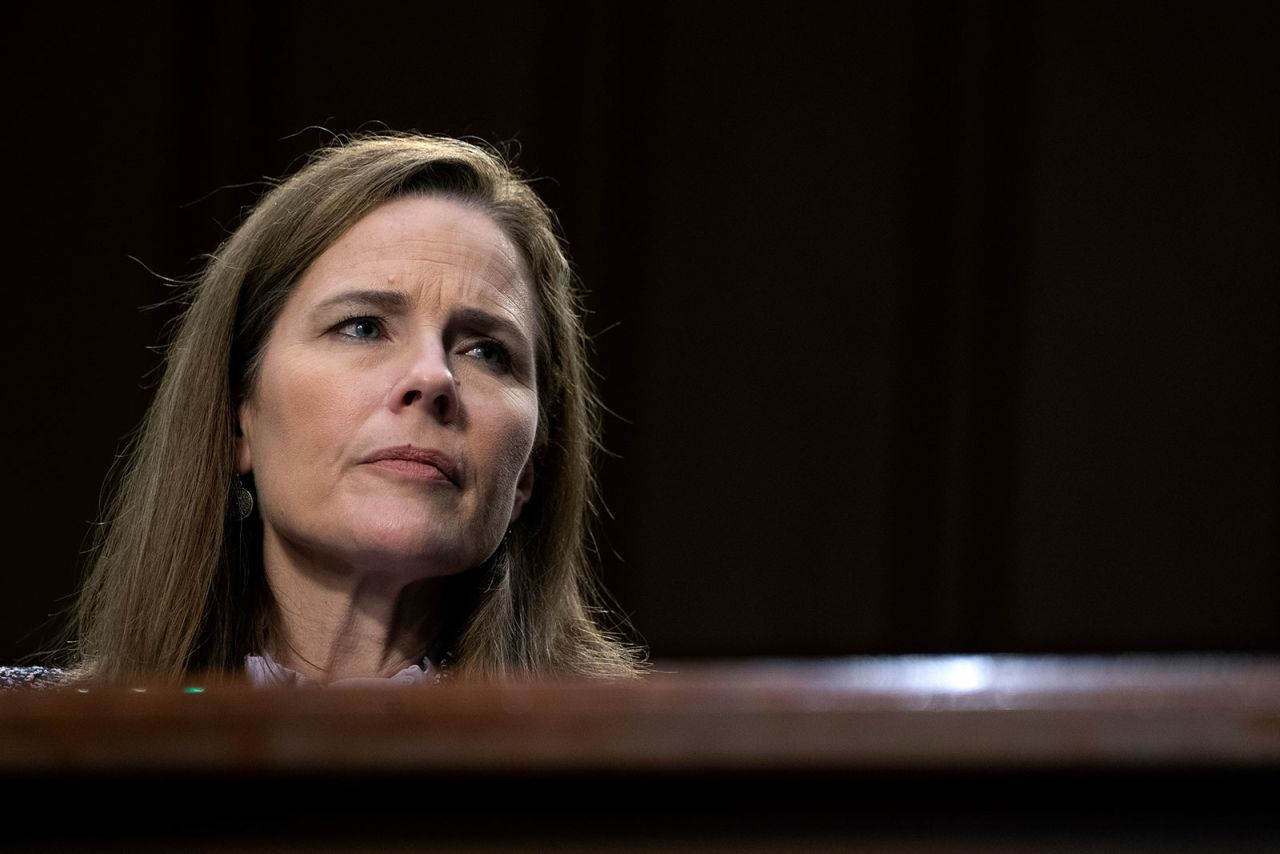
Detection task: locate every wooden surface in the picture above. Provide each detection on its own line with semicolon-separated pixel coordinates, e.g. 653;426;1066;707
3;655;1280;771
3;655;1278;849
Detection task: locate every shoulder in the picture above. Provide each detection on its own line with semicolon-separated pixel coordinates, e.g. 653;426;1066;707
0;666;72;690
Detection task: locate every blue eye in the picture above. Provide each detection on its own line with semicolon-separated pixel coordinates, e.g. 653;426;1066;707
466;340;511;369
335;316;384;341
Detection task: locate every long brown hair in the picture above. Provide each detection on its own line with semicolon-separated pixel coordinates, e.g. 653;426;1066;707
67;134;643;682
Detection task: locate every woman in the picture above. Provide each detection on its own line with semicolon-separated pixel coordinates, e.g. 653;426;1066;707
42;134;642;685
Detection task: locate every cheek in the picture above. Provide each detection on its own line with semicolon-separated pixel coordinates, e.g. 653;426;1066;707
252;349;375;470
480;389;539;486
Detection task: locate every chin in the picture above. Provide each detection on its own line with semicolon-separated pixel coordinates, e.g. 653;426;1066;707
276;492;499;575
342;514;489;576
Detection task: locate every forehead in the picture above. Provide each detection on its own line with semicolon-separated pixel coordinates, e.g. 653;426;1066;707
292;195;536;324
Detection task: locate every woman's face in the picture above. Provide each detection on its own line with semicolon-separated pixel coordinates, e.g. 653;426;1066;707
237;195;539;579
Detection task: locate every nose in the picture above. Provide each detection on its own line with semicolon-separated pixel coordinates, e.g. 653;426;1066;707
389;338;459;423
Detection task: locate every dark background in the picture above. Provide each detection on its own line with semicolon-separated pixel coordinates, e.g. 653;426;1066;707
5;1;1276;663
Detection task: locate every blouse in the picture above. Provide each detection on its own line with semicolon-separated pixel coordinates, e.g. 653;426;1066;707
243;652;440;687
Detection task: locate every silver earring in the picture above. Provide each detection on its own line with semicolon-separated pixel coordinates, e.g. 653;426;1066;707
234;475;254;521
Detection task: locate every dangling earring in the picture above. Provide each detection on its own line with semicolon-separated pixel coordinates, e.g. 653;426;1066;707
234;475;255;521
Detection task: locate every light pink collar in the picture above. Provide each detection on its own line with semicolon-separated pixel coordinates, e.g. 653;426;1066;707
244;651;439;688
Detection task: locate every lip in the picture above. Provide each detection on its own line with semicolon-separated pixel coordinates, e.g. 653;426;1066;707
361;445;460;485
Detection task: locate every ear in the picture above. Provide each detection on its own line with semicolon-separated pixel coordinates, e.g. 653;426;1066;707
509;458;535;524
235;401;253;475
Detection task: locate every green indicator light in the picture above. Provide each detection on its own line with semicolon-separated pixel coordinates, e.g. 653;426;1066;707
183;687;205;693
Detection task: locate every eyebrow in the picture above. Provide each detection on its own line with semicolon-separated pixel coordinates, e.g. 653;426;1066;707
448;306;532;347
313;289;534;346
313;289;410;314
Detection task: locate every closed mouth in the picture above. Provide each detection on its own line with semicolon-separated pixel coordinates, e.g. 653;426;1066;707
362;445;459;485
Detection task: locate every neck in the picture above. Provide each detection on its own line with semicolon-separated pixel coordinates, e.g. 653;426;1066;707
261;528;450;684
